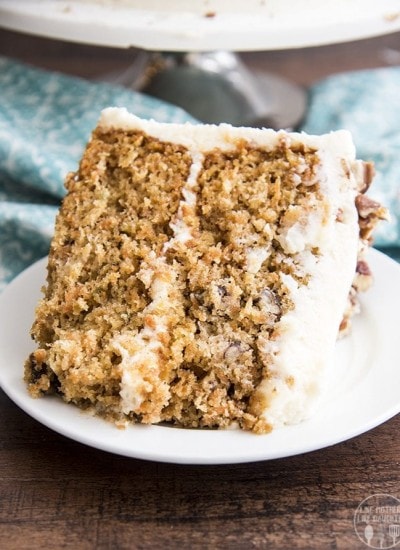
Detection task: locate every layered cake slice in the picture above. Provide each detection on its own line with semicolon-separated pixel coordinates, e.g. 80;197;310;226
25;108;387;433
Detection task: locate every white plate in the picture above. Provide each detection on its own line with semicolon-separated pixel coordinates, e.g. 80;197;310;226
1;0;400;51
0;249;399;465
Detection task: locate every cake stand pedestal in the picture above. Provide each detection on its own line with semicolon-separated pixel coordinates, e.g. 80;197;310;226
111;50;306;128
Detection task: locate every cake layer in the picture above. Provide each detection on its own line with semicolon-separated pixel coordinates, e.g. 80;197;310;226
25;108;387;433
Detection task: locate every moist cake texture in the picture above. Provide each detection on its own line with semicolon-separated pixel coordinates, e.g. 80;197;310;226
25;108;387;433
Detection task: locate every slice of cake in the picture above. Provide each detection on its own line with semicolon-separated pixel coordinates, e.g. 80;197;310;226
25;107;387;433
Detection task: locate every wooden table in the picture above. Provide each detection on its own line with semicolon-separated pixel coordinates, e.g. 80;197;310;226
1;27;400;550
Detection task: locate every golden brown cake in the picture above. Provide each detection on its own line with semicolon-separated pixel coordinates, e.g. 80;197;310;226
25;108;387;433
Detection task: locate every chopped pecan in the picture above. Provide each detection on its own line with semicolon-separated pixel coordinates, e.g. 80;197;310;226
258;289;281;316
217;285;228;297
356;260;372;277
356;194;389;242
353;270;373;292
224;341;251;363
362;162;375;192
355;194;382;218
336;208;344;222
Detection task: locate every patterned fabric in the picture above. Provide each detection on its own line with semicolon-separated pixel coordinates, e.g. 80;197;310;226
301;66;400;251
0;58;399;291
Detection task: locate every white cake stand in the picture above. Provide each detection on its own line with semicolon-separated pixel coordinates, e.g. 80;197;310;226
2;0;400;127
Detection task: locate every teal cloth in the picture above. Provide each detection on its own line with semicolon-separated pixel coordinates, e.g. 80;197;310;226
0;57;399;291
301;66;400;256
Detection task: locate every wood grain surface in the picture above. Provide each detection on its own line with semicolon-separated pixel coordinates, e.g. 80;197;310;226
1;27;399;550
1;388;399;550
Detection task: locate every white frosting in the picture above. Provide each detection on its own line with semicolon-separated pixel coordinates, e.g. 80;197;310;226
246;246;270;274
99;107;361;429
277;208;324;255
256;147;360;427
111;257;174;416
81;0;289;13
98;107;356;158
163;150;203;250
113;332;161;413
82;0;394;19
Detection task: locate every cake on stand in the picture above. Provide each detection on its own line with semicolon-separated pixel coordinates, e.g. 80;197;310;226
1;0;400;128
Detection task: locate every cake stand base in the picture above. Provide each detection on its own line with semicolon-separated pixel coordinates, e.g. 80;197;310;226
110;51;307;129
